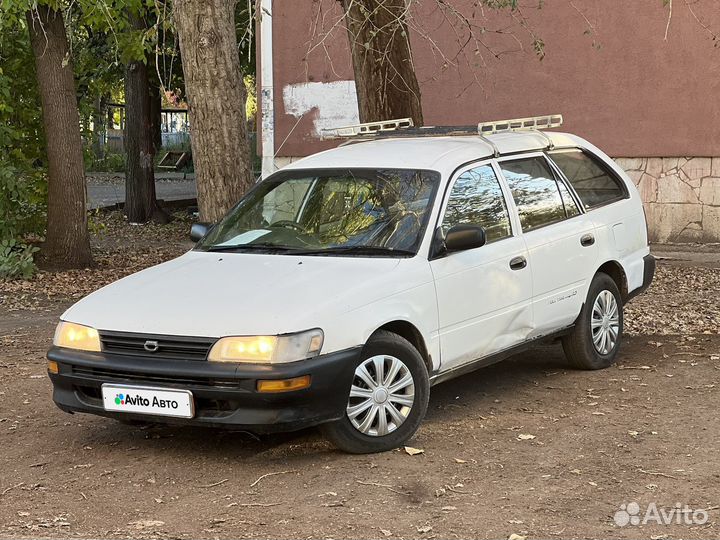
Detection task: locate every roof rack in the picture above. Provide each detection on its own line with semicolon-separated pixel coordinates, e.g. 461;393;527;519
477;114;563;135
322;118;415;139
322;114;564;155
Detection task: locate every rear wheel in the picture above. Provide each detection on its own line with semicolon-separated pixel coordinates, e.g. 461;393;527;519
322;330;429;453
562;272;623;370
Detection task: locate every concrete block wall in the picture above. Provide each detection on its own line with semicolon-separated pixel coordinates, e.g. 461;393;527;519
616;158;720;244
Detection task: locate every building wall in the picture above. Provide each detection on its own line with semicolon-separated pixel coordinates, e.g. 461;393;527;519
265;0;720;242
617;157;720;243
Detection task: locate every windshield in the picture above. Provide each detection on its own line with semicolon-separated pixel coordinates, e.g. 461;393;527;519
197;168;440;256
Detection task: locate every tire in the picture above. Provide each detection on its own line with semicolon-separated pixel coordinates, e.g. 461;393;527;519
562;272;623;370
321;330;430;454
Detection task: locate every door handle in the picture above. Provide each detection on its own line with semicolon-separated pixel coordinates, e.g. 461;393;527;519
509;256;527;270
580;233;595;247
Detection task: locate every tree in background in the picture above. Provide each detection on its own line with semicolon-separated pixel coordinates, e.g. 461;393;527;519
173;0;253;222
318;0;545;127
123;9;166;224
341;0;423;126
26;4;93;269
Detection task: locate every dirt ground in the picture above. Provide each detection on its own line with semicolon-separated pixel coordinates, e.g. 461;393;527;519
1;213;719;539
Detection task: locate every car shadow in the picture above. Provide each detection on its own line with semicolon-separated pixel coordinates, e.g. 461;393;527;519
98;339;573;459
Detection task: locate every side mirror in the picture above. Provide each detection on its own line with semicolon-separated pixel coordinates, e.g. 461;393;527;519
190;222;212;242
444;224;486;252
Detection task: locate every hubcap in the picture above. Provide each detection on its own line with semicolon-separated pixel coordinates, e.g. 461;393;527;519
346;354;415;437
591;289;620;355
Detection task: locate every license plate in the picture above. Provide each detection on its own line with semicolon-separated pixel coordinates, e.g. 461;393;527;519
102;384;194;418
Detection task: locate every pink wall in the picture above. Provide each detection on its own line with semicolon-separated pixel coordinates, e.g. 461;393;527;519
268;0;720;158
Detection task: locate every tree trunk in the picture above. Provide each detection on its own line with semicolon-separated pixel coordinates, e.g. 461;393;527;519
341;0;424;126
149;74;163;153
93;96;106;159
124;13;167;224
26;5;93;269
173;0;253;222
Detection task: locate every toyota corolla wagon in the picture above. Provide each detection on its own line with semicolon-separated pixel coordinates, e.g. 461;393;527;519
48;115;654;453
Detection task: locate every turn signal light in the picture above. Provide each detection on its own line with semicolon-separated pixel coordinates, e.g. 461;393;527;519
257;375;311;393
47;360;59;374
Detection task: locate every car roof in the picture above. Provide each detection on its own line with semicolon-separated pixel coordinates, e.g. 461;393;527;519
282;131;586;177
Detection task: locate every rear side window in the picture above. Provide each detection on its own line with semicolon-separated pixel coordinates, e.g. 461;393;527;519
550;149;626;209
443;164;512;243
498;157;568;232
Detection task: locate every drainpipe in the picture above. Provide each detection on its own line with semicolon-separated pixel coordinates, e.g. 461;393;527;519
260;0;275;179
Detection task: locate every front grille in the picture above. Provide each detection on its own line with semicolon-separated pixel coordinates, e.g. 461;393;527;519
99;330;216;361
71;365;242;388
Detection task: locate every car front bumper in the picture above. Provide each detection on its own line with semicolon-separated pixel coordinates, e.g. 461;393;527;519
47;345;360;432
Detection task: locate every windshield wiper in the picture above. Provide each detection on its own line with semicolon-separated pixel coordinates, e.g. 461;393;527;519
290;245;415;257
204;242;300;253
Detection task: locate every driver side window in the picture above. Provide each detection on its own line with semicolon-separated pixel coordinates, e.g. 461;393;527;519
443;165;512;244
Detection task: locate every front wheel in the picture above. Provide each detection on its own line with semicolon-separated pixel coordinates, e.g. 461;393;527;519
562;272;623;370
321;330;429;453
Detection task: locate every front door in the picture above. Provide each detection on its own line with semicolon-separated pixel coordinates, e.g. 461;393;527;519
430;162;533;371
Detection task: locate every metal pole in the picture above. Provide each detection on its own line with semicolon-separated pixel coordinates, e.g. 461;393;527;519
260;0;275;180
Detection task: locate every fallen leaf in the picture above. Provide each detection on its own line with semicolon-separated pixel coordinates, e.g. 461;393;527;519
517;433;536;441
508;534;527;540
404;446;424;456
454;458;467;463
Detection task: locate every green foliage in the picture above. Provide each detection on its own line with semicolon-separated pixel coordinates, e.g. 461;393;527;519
245;75;256;120
0;238;39;279
87;208;107;235
0;21;46;278
90;152;126;172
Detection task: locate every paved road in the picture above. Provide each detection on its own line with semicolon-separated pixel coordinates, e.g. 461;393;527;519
87;172;197;209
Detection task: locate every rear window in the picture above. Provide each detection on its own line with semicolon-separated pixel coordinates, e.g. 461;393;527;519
549;150;626;209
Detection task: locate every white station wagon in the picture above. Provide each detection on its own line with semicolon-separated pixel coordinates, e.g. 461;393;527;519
48;115;655;453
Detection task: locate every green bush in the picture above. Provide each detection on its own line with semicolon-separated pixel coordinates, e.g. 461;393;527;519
0;26;47;279
0;239;39;279
90;152;126;172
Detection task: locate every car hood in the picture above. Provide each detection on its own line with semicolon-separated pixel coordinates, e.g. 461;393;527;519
62;250;406;338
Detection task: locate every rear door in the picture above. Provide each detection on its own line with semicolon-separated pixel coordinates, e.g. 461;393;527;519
496;154;599;336
430;161;533;371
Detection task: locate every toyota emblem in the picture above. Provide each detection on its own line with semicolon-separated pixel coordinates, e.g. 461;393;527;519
143;340;160;353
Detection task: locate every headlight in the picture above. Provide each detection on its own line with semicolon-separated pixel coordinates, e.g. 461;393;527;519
208;329;323;364
53;321;101;352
